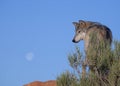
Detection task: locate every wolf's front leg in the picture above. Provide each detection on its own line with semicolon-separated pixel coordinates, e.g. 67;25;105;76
82;64;86;78
82;59;87;78
82;57;89;78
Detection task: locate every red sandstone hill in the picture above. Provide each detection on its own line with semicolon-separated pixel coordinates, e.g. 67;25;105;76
24;80;56;86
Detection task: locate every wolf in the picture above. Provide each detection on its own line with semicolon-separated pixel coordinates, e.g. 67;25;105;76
72;20;112;77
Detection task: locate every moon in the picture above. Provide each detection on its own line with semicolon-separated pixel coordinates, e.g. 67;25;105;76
25;52;34;61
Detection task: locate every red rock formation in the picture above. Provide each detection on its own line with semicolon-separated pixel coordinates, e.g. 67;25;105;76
24;80;56;86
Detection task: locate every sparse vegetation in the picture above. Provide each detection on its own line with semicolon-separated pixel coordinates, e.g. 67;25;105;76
57;40;120;86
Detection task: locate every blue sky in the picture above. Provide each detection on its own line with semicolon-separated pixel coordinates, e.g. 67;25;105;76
0;0;120;86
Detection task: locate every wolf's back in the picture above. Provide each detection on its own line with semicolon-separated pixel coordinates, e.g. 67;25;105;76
86;22;112;45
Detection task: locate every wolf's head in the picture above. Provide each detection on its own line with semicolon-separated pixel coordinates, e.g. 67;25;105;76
72;20;88;43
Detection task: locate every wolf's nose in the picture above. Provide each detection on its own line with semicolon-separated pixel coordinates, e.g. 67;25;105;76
72;39;75;42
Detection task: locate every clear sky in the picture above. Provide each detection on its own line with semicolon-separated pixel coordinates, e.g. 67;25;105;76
0;0;120;86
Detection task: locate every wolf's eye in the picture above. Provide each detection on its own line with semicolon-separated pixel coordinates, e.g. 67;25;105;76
78;31;81;33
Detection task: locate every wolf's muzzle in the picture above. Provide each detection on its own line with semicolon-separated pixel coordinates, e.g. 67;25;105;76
72;39;76;43
72;39;79;43
72;39;75;42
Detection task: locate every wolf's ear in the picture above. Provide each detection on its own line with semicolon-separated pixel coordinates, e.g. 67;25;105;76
79;20;86;28
72;22;78;26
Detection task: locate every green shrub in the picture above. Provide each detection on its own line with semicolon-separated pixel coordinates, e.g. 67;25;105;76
57;40;120;86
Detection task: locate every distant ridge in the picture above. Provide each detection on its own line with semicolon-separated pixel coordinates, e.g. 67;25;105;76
24;80;56;86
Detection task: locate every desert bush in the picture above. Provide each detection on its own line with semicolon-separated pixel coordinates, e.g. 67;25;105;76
57;40;120;86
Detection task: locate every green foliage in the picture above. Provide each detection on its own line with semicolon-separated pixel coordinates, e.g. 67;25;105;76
57;71;79;86
57;40;120;86
68;46;83;75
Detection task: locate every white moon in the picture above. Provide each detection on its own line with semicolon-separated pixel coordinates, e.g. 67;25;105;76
25;52;34;61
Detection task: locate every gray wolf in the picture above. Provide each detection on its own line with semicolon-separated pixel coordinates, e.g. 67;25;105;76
72;20;112;77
